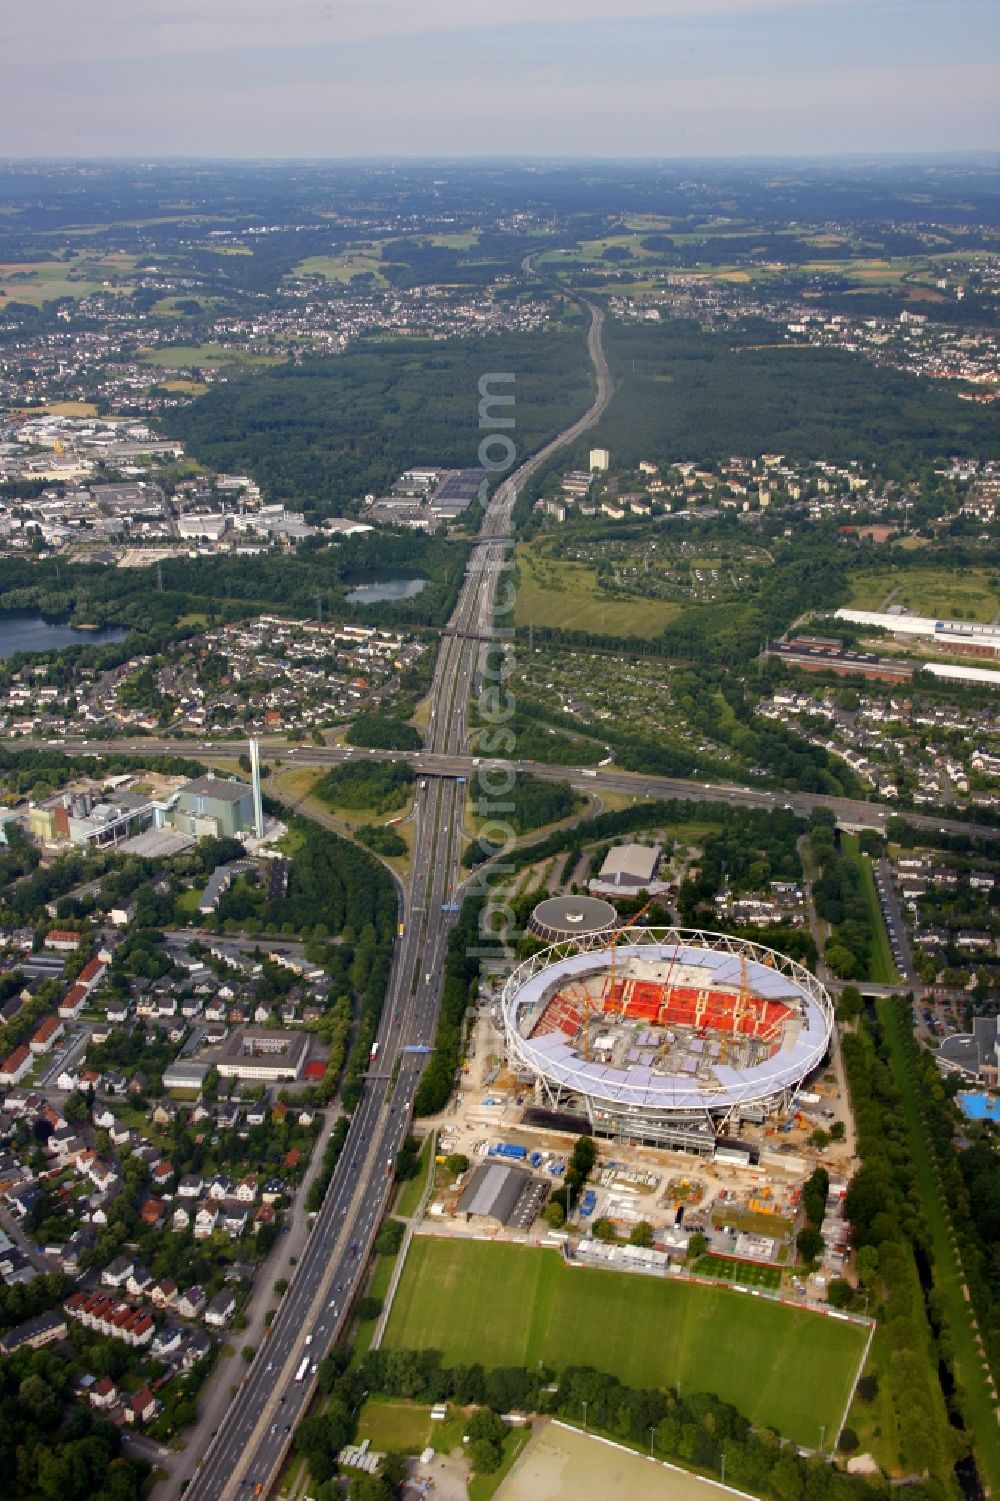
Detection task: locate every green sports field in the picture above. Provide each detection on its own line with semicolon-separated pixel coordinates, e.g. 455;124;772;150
384;1238;867;1447
696;1254;782;1290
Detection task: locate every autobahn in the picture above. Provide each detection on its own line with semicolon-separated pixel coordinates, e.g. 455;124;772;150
13;733;1000;848
174;300;614;1500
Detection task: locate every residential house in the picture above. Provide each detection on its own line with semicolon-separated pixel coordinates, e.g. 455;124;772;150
194;1203;219;1239
89;1376;118;1410
101;1256;134;1289
204;1288;236;1327
175;1286;206;1320
126;1387;160;1426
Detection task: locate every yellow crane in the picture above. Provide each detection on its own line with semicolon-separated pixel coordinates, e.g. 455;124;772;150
605;894;658;1019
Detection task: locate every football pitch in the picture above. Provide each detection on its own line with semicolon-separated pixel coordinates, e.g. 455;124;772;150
383;1238;867;1447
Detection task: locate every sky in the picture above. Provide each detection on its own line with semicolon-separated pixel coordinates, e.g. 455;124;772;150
3;0;999;158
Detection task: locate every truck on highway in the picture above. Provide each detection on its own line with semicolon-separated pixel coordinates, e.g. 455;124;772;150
370;1041;380;1063
581;769;598;778
295;1357;310;1383
397;922;406;937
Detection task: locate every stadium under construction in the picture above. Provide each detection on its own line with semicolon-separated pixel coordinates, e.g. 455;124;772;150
502;927;834;1154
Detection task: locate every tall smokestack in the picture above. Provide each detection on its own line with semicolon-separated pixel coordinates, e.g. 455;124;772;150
249;738;264;839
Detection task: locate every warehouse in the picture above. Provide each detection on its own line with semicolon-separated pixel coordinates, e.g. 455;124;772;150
456;1162;548;1230
591;843;662;893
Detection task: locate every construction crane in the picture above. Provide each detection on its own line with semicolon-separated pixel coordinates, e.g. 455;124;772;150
563;980;600;1063
605;895;659;1018
732;951;753;1041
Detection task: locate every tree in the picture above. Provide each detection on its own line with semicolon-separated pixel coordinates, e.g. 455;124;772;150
592;1217;617;1242
18;1372;59;1427
64;1089;89;1125
379;1452;407;1490
629;1221;654;1248
467;1408;506;1445
826;1278;854;1309
469;1438;503;1475
687;1232;708;1261
796;1226;824;1264
829;1120;846;1142
855;1245;879;1287
543;1201;565;1230
445;1153;469;1177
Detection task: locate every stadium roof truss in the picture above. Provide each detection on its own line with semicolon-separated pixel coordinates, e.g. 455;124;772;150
502;926;834;1142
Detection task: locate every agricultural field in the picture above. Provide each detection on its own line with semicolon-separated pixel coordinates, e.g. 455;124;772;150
383;1238;867;1447
295;248;388;284
514;542;683;637
136;343;284;370
846;565;1000;622
0;251;136;306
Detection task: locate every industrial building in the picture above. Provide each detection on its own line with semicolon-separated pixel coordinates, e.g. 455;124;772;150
172;776;254;840
590;843;663;893
456;1161;549;1229
502;928;834;1153
835;608;1000;659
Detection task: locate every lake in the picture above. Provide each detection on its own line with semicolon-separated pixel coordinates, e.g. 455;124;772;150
345;577;428;604
0;613;129;659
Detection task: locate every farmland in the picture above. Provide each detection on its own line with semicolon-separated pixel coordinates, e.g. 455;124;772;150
383;1237;867;1447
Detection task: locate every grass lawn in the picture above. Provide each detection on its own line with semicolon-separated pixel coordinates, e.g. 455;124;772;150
295;250;388;285
846;566;1000;623
394;1134;435;1220
515;543;682;639
878;1002;1000;1494
356;1396;438;1453
383;1238;867;1447
840;834;898;984
136;344;284;370
351;1251;396;1364
695;1255;782;1290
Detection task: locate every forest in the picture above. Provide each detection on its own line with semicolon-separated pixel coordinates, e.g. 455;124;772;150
169;326;594;520
575;319;998;474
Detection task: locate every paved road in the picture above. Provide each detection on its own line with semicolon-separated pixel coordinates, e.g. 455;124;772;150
8;734;1000;846
876;855;916;983
176;302;613;1501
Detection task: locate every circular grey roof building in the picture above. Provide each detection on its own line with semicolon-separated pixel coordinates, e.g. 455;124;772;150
528;894;618;945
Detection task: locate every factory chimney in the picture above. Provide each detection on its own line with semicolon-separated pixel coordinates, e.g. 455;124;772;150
249;739;265;839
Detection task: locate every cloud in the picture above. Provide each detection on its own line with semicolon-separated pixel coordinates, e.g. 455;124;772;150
3;1;997;156
8;0;833;65
4;51;996;158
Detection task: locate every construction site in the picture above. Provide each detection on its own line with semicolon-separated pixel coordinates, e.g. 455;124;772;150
502;928;834;1153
